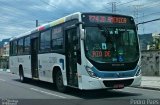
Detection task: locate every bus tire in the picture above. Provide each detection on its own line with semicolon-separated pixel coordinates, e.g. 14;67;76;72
19;67;26;83
55;70;66;92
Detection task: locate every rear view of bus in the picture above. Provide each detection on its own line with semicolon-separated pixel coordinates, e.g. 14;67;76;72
79;13;141;89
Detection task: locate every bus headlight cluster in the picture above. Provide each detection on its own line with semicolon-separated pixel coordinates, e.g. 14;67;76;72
85;66;97;78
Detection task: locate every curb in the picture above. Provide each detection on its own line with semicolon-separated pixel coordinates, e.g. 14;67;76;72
132;86;160;91
0;69;10;73
6;69;11;72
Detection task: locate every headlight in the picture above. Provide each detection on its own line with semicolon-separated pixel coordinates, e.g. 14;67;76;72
85;66;97;78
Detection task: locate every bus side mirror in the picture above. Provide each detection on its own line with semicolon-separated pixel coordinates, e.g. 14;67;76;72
81;29;85;40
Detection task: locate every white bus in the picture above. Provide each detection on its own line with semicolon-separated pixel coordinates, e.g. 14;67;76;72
9;12;141;92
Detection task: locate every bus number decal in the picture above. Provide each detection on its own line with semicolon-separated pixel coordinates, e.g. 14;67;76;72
49;57;57;63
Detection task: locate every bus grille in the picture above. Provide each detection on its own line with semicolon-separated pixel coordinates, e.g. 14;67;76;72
103;79;134;87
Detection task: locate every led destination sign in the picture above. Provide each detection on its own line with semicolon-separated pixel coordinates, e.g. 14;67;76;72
82;14;134;24
89;15;127;23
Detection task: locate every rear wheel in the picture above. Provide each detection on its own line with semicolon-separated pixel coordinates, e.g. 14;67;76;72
19;68;26;83
55;70;66;92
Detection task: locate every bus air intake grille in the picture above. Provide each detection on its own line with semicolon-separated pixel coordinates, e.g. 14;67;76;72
103;79;134;87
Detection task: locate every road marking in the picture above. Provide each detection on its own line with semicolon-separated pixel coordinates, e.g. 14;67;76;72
30;88;66;99
0;78;6;81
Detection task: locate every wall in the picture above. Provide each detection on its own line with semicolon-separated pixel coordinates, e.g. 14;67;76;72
141;50;160;76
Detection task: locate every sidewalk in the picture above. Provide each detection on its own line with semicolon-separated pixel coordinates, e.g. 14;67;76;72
138;76;160;90
0;69;10;72
0;69;3;72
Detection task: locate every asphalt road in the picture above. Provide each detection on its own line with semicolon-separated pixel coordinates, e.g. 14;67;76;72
0;71;160;105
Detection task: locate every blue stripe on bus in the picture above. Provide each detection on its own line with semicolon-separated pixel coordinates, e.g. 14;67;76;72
91;66;138;78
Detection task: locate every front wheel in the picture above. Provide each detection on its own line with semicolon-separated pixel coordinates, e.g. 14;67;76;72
55;70;66;92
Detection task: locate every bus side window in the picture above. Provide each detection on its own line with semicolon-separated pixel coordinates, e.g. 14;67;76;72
13;40;17;55
24;36;30;54
17;38;24;55
52;27;63;50
40;30;51;52
9;42;13;56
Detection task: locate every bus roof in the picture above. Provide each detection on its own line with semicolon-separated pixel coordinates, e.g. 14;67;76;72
10;12;133;41
10;12;81;41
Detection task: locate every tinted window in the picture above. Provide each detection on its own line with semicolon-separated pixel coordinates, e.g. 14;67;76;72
24;36;30;53
52;27;63;50
13;40;17;55
18;38;23;54
85;27;139;63
9;42;13;55
40;30;51;51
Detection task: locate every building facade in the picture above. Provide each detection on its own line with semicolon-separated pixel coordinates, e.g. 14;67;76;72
141;50;160;76
0;42;9;69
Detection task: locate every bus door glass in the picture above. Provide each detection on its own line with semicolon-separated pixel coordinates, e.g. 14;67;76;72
66;28;78;87
31;36;39;79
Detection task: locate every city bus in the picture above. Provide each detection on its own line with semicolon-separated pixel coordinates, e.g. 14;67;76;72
9;12;141;92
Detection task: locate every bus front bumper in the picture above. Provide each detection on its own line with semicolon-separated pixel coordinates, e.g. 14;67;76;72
80;75;141;90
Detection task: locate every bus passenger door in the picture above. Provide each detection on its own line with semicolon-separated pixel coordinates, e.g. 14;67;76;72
31;38;39;79
66;28;78;87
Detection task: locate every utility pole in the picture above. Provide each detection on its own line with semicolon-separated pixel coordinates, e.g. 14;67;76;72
108;2;117;13
36;20;39;27
111;2;117;13
133;5;142;24
142;13;145;34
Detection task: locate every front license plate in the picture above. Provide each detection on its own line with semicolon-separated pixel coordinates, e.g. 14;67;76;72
113;84;124;88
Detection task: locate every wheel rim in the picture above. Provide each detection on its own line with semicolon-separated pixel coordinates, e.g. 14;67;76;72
57;73;63;87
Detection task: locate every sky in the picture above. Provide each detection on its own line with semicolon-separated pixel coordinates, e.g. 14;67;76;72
0;0;160;41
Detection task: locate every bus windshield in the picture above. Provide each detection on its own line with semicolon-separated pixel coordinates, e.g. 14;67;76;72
85;26;139;63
